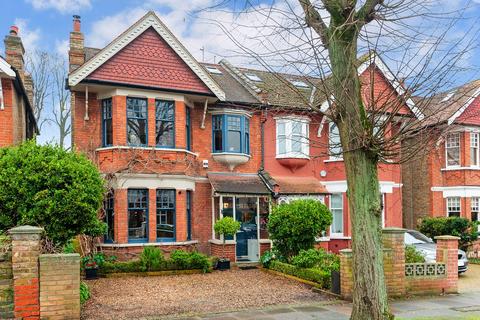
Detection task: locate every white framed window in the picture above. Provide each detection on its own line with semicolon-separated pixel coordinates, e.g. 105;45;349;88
330;194;344;236
471;132;479;167
276;118;309;158
445;133;460;167
381;193;386;228
446;197;461;217
329;122;343;160
471;197;480;232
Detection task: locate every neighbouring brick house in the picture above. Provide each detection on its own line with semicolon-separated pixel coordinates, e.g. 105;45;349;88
403;80;480;230
0;26;37;147
68;11;418;261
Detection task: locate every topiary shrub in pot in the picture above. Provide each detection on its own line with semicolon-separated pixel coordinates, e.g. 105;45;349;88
213;217;241;270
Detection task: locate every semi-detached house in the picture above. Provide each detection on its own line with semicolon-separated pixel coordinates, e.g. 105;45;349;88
68;11;419;261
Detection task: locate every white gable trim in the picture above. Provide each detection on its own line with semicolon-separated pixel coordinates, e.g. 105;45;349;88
447;87;480;125
319;52;424;120
68;11;225;101
0;57;15;78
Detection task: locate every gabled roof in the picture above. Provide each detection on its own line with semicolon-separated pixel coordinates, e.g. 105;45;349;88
68;11;225;100
414;79;480;126
0;56;15;78
320;52;424;120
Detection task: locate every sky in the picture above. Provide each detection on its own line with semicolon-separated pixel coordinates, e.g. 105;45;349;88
2;0;480;144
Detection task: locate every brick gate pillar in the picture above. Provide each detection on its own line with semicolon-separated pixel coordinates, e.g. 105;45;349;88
435;235;459;294
339;249;353;300
382;228;407;296
9;225;43;320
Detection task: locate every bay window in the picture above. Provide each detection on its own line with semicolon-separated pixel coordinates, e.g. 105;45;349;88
155;100;175;147
128;189;148;242
446;197;461;217
186;107;191;151
212;114;250;154
102;98;113;147
471;197;479;222
103;190;114;243
329;123;343;160
127;97;147;146
445;133;460;167
471;132;479;166
276;118;309;157
156;189;175;241
330;194;344;236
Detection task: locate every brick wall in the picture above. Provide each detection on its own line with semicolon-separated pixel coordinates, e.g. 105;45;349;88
210;242;235;262
100;243;198;261
39;254;80;319
0;252;13;319
340;228;459;300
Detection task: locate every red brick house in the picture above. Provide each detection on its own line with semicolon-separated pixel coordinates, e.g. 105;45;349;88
0;26;37;147
403;81;480;230
68;11;418;260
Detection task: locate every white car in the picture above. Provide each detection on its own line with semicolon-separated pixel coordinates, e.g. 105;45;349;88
404;229;468;274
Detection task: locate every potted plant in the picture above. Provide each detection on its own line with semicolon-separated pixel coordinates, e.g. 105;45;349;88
82;253;105;279
213;217;241;270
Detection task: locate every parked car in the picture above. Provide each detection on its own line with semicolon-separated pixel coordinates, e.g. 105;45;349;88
404;229;468;274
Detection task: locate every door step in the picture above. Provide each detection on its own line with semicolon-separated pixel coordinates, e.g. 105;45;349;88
235;262;260;270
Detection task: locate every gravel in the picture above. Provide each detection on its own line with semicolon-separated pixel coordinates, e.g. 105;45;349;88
81;269;330;319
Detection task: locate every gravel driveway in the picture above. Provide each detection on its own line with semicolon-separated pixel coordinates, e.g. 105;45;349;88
81;269;330;320
458;263;480;293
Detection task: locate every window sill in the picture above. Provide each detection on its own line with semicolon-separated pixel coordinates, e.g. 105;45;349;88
98;240;198;247
211;153;250;170
441;166;480;171
209;239;236;245
211;152;251;157
324;158;344;163
96;146;198;157
276;155;310;160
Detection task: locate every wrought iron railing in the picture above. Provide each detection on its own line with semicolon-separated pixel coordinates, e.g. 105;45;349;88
405;263;446;277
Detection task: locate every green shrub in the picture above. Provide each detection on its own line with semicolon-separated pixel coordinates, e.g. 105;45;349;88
170;250;211;273
268;199;332;261
100;260;143;273
81;253;106;270
139;247;164;271
419;216;478;251
0;141;106;246
269;260;331;289
80;281;90;304
260;250;274;268
214;217;241;260
291;249;340;273
405;245;426;263
470;258;480;265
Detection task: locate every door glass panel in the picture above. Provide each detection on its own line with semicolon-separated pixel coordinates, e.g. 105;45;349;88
222;197;234;240
235;197;258;260
259;197;269;239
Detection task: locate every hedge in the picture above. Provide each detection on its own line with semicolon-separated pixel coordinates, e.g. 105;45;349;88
268;260;331;289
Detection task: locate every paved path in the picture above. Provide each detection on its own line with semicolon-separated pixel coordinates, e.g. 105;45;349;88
168;292;480;320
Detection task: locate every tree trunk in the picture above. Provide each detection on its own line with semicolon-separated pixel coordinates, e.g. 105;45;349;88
328;27;392;319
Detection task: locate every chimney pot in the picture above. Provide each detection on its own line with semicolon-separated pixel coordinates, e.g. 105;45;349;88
9;25;18;36
73;15;81;32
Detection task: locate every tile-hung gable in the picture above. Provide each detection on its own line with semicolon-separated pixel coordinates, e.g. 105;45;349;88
68;11;225;100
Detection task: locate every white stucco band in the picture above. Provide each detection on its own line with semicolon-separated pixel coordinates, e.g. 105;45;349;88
431;186;480;198
110;173;198;190
322;180;402;194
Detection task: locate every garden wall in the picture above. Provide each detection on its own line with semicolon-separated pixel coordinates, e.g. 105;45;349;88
9;225;81;320
340;228;458;300
0;251;13;319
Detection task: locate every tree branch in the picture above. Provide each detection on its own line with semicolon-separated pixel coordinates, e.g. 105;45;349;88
298;0;330;47
356;0;383;26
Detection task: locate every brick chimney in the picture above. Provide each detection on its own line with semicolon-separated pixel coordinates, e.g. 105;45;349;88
69;15;84;72
4;25;25;74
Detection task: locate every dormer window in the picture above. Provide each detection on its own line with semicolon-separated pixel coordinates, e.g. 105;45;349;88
276;118;309;158
205;66;222;74
212;114;250;154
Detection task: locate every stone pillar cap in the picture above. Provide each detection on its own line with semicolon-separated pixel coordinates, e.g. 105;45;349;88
8;225;44;235
434;235;460;240
382;227;407;234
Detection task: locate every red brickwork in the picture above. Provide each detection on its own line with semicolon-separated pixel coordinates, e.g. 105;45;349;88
340;229;459;300
100;243;198;261
9;226;43;320
87;28;212;95
210;242;236;262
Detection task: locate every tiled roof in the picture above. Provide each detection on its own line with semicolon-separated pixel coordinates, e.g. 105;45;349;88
200;63;259;104
208;172;271;195
271;175;329;194
414;79;480;126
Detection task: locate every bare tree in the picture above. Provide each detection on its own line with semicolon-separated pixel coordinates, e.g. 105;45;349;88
25;50;51;131
51;56;71;149
199;1;480;319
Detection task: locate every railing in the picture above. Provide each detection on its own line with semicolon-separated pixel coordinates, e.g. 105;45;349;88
405;263;446;277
